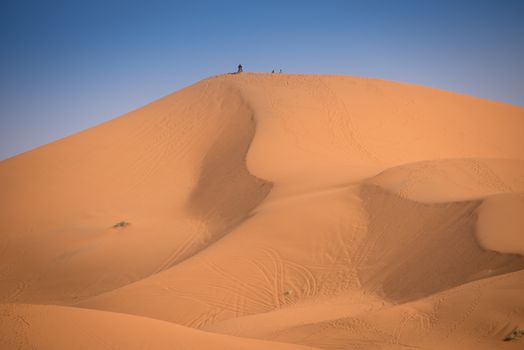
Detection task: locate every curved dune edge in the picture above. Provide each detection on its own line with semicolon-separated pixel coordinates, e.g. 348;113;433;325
357;184;524;302
366;158;524;256
0;78;271;304
367;158;524;203
0;304;318;350
1;73;524;349
476;193;524;255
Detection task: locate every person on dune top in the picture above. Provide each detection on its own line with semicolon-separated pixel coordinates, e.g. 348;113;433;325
237;64;243;73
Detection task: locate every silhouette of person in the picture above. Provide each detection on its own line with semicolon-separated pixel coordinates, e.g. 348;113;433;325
237;64;243;73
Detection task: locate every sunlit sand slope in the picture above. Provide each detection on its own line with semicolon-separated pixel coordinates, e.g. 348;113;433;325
0;304;317;350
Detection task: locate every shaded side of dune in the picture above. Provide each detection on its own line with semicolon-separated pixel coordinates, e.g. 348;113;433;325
356;184;524;302
183;92;272;266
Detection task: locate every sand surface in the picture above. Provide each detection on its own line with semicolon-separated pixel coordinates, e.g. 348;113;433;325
1;73;523;349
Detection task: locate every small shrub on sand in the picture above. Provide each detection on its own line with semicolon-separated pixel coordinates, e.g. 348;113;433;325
283;289;293;297
503;327;524;341
113;221;130;229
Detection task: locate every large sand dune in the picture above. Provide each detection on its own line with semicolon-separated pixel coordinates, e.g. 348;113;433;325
1;73;523;349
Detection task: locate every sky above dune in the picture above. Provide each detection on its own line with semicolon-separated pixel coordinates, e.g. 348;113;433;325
1;0;523;160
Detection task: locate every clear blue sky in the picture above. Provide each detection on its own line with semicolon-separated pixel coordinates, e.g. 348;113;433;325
1;0;523;160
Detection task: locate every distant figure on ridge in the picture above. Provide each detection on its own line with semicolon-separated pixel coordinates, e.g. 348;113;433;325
237;64;243;73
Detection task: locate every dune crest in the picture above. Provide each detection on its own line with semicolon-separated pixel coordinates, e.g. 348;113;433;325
1;73;523;349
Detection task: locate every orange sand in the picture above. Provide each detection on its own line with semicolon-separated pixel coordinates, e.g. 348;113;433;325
1;73;523;349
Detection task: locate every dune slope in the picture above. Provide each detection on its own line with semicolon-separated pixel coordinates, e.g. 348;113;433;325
0;304;317;350
1;73;523;349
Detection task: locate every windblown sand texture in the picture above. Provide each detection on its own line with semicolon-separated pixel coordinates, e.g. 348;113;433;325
1;73;524;349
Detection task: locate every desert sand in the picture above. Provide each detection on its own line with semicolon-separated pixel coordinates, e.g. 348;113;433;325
1;73;523;349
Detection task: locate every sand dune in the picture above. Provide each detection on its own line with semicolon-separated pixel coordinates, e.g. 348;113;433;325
0;304;317;350
204;270;524;350
1;73;523;349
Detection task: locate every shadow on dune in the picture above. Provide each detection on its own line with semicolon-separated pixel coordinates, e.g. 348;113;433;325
356;184;524;303
185;89;272;256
